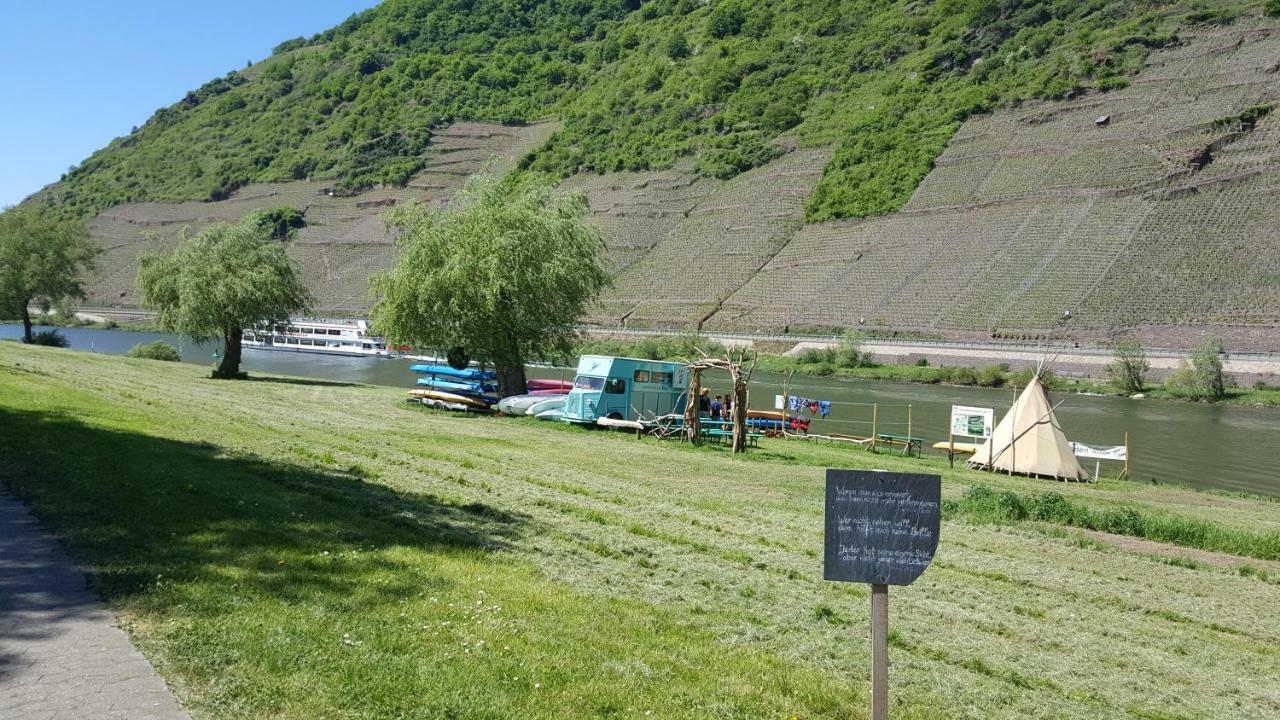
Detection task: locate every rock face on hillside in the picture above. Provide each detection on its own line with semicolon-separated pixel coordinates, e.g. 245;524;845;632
79;21;1280;348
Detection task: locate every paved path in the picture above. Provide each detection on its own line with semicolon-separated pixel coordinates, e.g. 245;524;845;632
0;491;188;720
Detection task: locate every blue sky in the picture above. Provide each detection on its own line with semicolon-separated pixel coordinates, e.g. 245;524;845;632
0;1;378;208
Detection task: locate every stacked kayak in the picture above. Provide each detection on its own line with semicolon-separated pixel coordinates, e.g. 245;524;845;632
527;378;573;393
497;393;568;419
410;364;498;411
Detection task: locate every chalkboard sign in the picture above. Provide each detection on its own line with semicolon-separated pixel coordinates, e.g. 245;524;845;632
824;469;941;586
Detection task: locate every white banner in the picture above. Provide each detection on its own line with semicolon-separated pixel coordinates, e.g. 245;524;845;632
775;394;785;410
1069;442;1127;461
950;405;993;438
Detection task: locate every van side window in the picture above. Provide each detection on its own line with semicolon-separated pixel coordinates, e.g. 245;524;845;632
604;378;626;394
633;370;650;383
652;371;673;385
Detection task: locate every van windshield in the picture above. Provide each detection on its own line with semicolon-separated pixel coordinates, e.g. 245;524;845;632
573;375;605;390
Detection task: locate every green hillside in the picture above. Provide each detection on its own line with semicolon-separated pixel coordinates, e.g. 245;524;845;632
44;0;1257;221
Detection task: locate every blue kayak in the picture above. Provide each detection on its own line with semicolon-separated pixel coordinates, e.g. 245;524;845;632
416;376;498;395
409;364;497;381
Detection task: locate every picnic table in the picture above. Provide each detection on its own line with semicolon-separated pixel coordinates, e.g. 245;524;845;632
874;432;923;457
700;420;763;447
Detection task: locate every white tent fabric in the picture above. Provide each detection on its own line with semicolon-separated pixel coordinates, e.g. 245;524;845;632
967;376;1089;480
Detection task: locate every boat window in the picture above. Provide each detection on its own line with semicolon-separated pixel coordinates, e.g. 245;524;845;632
604;378;626;394
652;371;673;385
633;370;650;383
362;343;371;350
287;338;298;344
574;375;605;391
329;329;341;336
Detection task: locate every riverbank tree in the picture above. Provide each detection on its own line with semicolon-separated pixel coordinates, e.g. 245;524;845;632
137;218;310;379
1106;337;1149;395
1162;337;1227;402
0;204;96;343
372;172;610;396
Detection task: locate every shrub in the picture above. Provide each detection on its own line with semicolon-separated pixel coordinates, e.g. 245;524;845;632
812;362;835;377
126;341;181;362
1268;0;1280;18
835;329;867;368
1165;337;1226;401
914;357;929;367
27;330;69;347
976;364;1006;387
665;31;690;60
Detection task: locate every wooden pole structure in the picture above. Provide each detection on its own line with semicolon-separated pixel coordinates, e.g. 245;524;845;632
871;583;889;720
871;403;879;452
948;431;955;469
907;404;912;448
1122;431;1130;479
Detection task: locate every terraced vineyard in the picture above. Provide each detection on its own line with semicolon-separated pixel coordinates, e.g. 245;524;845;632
703;20;1280;344
83;122;555;314
76;21;1280;346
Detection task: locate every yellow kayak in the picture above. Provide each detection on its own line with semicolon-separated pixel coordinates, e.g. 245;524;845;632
932;441;980;454
409;388;491;410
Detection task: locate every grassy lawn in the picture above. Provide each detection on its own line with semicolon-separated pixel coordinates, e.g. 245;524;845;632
2;342;1278;719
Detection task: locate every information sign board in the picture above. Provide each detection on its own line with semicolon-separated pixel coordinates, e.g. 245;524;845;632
950;405;993;439
823;470;941;586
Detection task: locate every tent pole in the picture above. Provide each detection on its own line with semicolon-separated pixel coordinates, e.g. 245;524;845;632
1009;386;1017;476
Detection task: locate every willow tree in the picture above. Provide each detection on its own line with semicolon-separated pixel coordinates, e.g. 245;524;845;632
372;172;610;396
137;219;310;379
0;204;97;343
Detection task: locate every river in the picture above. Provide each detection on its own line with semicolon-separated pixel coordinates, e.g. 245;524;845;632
4;324;1277;496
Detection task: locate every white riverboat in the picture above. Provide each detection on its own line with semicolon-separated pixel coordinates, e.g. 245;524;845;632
242;319;391;357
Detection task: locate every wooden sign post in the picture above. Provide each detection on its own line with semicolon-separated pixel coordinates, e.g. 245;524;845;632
824;469;941;719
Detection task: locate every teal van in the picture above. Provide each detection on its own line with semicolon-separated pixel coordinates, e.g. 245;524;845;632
562;355;689;424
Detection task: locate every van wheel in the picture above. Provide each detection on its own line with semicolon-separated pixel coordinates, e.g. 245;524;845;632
607;412;623;421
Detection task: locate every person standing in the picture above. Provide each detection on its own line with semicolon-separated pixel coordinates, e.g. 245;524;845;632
698;388;710;416
710;395;723;421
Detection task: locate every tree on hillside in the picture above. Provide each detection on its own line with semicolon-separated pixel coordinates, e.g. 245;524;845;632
1105;337;1149;395
137;218;310;379
371;172;610;396
0;204;97;343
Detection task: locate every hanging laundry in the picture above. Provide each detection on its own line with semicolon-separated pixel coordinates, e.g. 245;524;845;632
786;395;831;418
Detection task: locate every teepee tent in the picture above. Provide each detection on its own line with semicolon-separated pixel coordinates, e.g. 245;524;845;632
967;375;1089;481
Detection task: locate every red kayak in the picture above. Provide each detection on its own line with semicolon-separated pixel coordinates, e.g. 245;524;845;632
527;378;573;392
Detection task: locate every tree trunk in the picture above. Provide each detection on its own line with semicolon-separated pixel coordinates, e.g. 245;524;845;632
495;338;527;398
731;376;747;453
20;304;33;344
214;328;243;379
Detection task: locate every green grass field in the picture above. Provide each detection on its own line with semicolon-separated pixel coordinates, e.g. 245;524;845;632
2;342;1278;719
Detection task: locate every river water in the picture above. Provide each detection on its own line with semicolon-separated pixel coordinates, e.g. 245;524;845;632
4;325;1277;496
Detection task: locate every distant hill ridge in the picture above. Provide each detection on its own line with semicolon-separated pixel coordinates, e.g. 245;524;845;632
37;1;1280;348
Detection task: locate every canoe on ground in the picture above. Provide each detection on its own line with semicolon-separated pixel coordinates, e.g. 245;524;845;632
535;408;565;421
525;395;567;417
496;394;547;416
747;409;787;421
409;388;491;410
409;364;497;381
